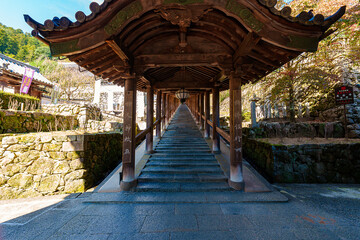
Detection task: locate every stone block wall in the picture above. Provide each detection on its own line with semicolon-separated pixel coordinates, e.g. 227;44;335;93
42;104;102;128
86;120;122;132
243;138;360;183
247;122;348;139
0;110;79;134
0;131;122;200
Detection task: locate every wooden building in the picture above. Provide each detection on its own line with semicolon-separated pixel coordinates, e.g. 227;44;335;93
25;0;345;190
0;54;53;99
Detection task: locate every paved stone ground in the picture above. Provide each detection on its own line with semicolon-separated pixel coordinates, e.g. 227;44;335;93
1;184;359;240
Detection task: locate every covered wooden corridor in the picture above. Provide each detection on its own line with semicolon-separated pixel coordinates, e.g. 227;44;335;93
25;0;345;191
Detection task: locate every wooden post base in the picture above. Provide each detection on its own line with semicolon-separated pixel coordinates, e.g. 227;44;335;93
228;179;245;191
120;179;138;191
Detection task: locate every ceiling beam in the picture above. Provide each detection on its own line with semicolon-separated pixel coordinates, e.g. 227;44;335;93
233;32;261;66
134;53;232;68
153;81;214;89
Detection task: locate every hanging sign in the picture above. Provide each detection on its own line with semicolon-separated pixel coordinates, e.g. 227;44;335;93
335;86;354;105
20;68;35;94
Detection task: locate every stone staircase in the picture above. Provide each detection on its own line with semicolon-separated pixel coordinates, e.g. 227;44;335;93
135;104;232;192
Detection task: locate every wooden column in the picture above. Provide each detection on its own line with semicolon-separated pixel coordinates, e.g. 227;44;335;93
200;93;205;130
146;85;154;154
120;78;137;191
156;90;162;137
162;93;166;129
166;94;170;125
204;91;210;138
212;86;220;153
195;94;199;123
229;72;245;190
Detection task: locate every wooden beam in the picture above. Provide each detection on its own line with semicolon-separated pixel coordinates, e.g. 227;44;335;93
135;53;232;68
233;32;261;66
105;40;130;67
153;81;214;89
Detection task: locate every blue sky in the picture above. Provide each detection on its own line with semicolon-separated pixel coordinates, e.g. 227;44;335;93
0;0;103;33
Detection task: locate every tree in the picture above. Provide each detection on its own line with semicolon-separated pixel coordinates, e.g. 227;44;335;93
33;59;95;102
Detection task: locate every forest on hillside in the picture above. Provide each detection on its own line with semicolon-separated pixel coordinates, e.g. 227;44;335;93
0;23;50;62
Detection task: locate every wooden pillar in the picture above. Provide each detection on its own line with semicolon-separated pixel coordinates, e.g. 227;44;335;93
162;93;166;129
195;94;199;123
212;86;220;153
229;73;244;190
200;93;204;130
198;94;202;124
156;90;162;137
120;78;137;191
204;91;210;138
146;85;154;154
166;94;170;125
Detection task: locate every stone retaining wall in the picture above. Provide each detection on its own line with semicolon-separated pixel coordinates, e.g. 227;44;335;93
86;120;122;132
42;104;102;128
0;131;122;200
247;122;350;138
243;138;360;183
0;110;78;134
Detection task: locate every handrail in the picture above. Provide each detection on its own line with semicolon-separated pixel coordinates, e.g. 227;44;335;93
205;117;231;142
135;118;162;143
135;127;151;143
216;126;231;142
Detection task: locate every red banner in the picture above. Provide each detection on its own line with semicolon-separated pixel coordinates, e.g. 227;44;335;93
20;68;35;94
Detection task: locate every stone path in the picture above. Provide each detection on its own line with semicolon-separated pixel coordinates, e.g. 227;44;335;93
136;104;231;192
1;184;359;240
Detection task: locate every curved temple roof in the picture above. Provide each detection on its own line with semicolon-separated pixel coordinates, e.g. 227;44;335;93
24;0;345;92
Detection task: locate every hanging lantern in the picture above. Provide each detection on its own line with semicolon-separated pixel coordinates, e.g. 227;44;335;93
175;88;190;104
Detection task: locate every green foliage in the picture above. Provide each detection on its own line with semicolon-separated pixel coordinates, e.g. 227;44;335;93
220;90;229;103
0;91;40;110
0;23;50;62
242;111;251;122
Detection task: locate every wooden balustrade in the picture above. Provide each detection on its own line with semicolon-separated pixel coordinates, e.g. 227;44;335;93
135;118;162;143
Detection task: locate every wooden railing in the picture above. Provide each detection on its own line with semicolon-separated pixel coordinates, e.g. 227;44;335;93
135;118;162;143
197;113;231;143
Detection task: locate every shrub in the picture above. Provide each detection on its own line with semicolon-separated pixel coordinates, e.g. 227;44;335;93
0;91;40;110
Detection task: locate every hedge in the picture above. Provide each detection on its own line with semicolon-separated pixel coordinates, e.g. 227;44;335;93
0;91;40;110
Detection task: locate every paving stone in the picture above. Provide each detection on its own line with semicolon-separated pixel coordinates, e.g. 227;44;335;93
171;231;237;240
50;234;110;240
175;203;222;215
80;203;175;216
86;214;146;234
197;215;255;231
108;232;170;240
141;215;197;232
54;215;95;235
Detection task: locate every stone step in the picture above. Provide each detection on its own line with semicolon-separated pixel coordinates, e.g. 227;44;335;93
155;149;211;153
151;154;214;158
138;173;228;183
142;166;223;174
135;182;232;192
147;160;218;167
156;146;209;149
155;147;210;150
149;157;216;162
